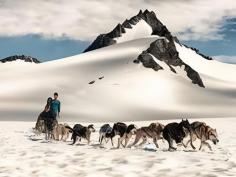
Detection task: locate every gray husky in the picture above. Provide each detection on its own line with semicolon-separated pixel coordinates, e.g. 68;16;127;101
183;121;219;151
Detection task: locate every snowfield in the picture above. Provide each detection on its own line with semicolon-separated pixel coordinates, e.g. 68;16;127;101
0;118;236;177
0;37;236;121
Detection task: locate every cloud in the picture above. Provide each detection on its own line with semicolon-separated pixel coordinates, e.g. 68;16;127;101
214;55;236;64
0;0;235;41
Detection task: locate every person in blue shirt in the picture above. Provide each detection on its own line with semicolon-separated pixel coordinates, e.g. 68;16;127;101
50;92;61;120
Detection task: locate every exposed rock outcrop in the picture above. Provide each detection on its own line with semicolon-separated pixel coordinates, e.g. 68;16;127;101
136;10;172;41
134;38;205;88
0;55;41;63
134;51;163;71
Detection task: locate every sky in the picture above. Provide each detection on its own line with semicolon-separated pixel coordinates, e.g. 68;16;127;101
0;0;235;63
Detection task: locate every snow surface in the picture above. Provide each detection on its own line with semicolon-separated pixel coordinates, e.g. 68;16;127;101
0;37;236;121
0;118;236;177
114;19;153;43
175;43;236;84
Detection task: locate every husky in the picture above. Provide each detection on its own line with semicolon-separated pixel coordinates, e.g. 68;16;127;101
123;124;138;147
99;124;113;145
65;124;95;145
129;122;164;148
111;122;137;148
44;119;58;140
52;123;71;141
163;119;192;151
111;122;127;148
33;119;45;135
184;121;219;151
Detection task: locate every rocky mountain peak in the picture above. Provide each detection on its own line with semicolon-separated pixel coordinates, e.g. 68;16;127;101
84;9;174;53
136;9;172;41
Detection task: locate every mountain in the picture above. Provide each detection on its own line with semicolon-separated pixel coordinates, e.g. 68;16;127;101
0;10;236;121
85;10;209;87
0;55;40;63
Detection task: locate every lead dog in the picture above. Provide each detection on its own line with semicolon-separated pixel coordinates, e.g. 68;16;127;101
65;124;95;145
184;121;219;151
99;124;114;145
163;119;192;151
129;122;164;148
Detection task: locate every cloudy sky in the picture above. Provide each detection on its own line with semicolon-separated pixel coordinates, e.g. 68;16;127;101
0;0;235;63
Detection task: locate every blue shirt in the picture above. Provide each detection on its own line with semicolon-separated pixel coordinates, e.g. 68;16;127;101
50;99;60;115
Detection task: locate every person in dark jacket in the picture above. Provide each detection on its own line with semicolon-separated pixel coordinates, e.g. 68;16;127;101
35;97;53;133
42;97;55;134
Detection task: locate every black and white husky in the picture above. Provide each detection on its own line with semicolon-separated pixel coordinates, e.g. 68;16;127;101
99;124;114;145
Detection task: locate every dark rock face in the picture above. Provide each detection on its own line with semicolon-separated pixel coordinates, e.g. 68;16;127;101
147;39;182;66
134;51;163;71
185;64;205;87
122;20;133;29
84;9;173;53
136;10;172;41
134;38;205;88
128;16;141;25
89;80;95;84
84;34;116;53
98;76;104;80
106;24;126;38
84;23;126;52
0;55;41;63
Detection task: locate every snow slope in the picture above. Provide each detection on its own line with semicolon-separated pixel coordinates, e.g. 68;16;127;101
0;36;236;121
176;43;236;84
0;118;236;177
114;19;153;43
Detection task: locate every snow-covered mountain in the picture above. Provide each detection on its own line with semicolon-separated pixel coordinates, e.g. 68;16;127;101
0;10;236;121
84;10;213;88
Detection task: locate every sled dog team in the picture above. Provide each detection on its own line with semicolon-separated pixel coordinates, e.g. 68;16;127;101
34;119;219;151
